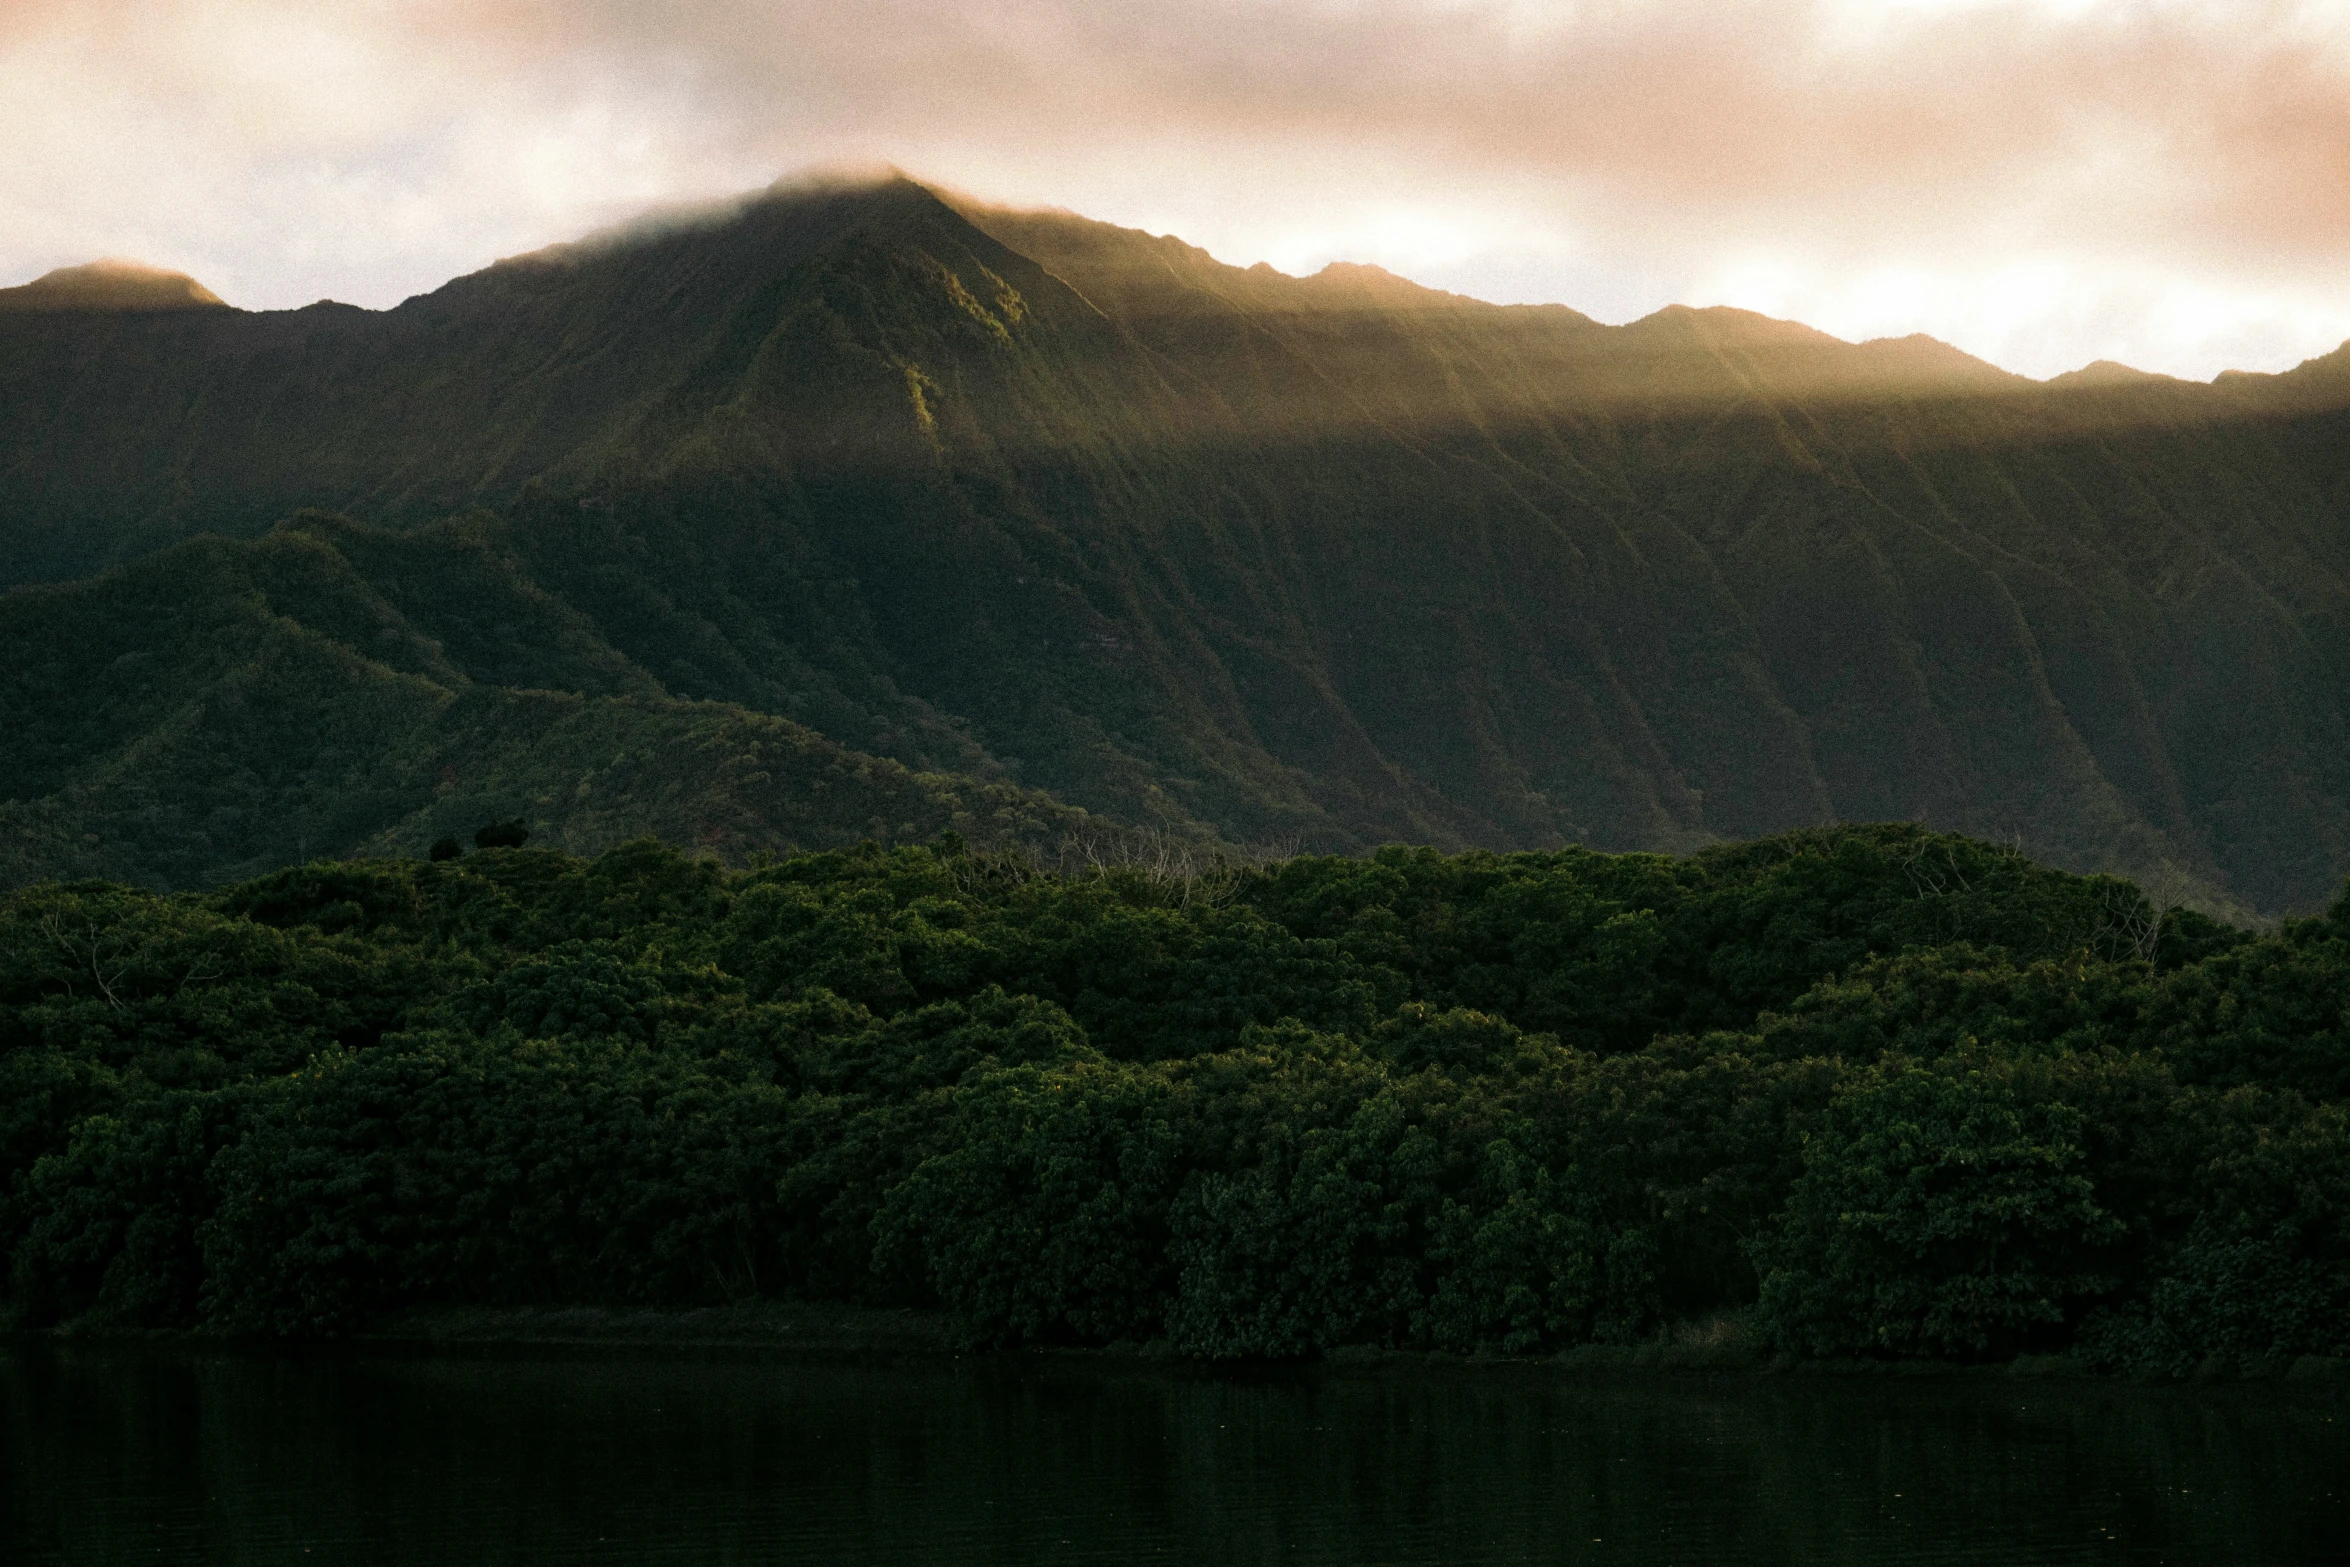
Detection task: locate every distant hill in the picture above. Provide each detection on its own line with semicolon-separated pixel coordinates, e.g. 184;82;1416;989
4;175;2349;912
0;512;1091;888
0;259;228;314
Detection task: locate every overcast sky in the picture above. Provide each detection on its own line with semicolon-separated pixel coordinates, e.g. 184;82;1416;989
7;0;2349;379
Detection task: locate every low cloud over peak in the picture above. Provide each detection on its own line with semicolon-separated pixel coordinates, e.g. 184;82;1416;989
7;0;2350;378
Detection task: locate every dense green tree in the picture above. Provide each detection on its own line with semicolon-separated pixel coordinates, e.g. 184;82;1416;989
1751;1054;2129;1357
0;827;2345;1369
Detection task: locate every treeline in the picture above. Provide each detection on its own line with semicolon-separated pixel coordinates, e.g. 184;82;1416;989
2;824;2346;1371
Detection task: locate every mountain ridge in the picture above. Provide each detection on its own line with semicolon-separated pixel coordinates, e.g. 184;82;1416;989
6;174;2350;913
29;186;2298;385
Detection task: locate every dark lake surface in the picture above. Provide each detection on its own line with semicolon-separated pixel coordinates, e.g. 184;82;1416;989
4;1344;2345;1565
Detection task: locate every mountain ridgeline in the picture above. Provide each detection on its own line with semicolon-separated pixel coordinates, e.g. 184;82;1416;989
6;175;2350;912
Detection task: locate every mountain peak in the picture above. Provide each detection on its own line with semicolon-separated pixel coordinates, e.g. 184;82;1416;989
1851;331;2025;389
1627;302;1841;347
0;259;229;313
2047;359;2168;388
1302;260;1466;307
476;169;942;280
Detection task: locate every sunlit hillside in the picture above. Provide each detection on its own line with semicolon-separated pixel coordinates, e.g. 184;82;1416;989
5;177;2349;912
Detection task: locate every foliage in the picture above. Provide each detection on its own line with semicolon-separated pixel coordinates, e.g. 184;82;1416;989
1750;1054;2126;1357
473;819;530;851
2074;1087;2350;1374
0;827;2345;1372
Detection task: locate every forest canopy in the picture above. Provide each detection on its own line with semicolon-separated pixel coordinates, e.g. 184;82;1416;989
3;823;2345;1373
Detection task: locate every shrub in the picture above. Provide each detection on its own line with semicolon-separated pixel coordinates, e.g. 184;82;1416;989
1751;1053;2124;1358
473;819;530;851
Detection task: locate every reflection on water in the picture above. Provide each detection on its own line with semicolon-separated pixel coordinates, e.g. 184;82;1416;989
3;1345;2345;1565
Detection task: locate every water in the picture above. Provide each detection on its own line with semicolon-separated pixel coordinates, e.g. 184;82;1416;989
4;1345;2344;1565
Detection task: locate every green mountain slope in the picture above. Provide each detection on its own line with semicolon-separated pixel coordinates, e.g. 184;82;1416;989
5;176;2350;910
0;515;1089;888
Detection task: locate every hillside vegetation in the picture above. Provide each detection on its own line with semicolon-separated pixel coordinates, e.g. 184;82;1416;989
4;827;2346;1372
5;177;2350;910
0;511;1094;888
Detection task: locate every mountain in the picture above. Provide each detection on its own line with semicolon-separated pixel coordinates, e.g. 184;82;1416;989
5;175;2350;911
0;510;1090;888
0;259;228;314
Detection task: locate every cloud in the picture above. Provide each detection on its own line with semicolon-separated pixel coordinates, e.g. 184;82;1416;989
5;0;2349;377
